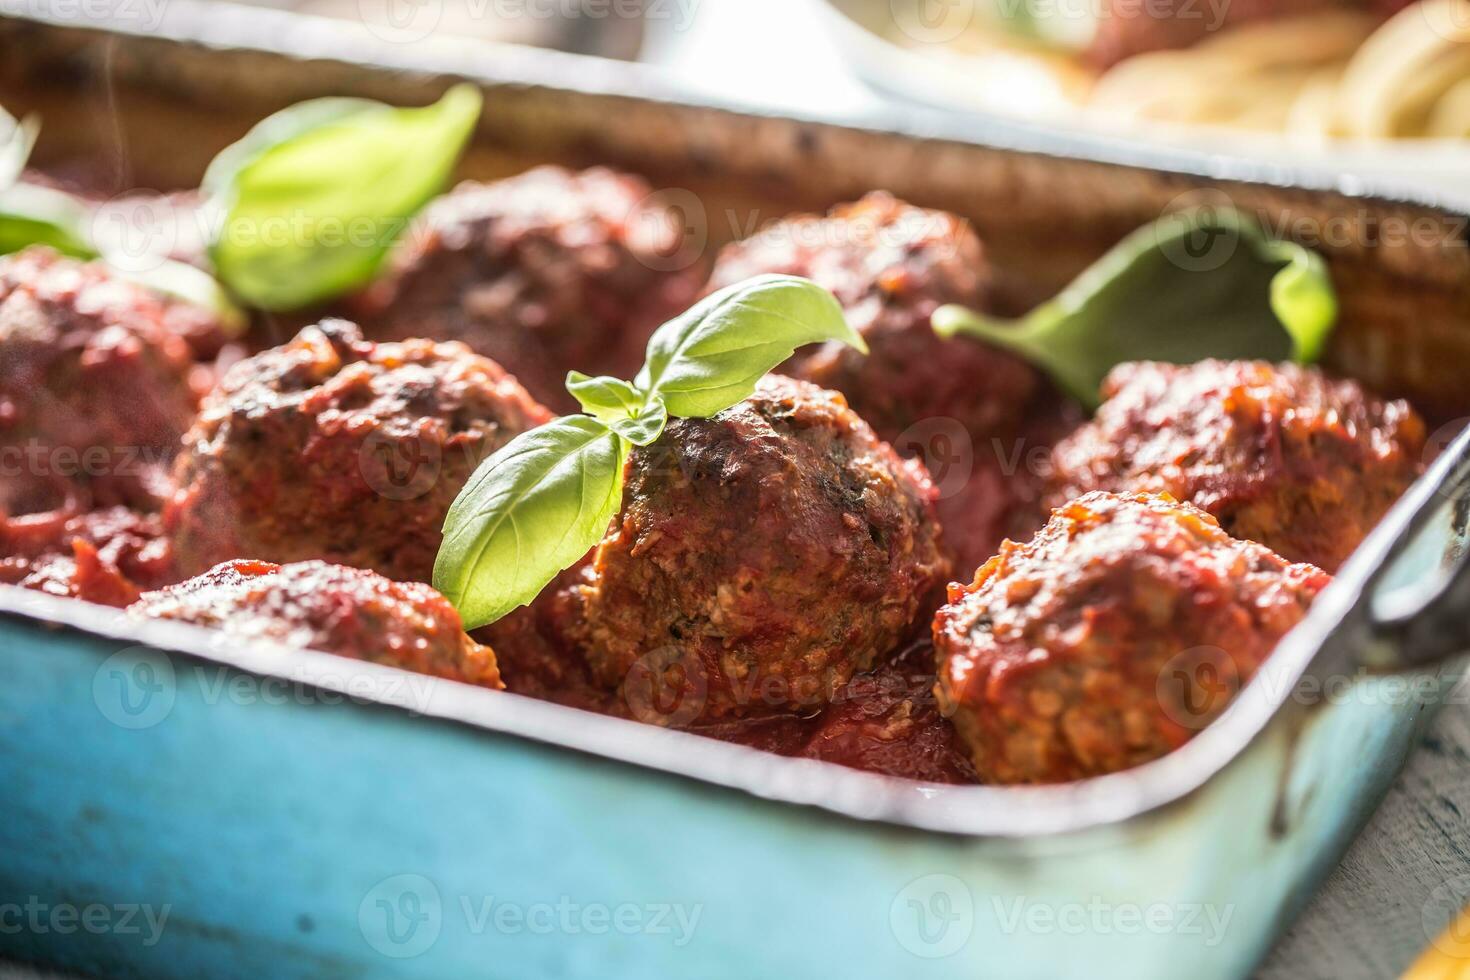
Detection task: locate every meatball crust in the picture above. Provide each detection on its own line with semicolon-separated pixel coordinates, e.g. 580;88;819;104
0;247;205;513
165;319;551;583
707;193;1037;442
130;559;501;686
935;491;1329;784
572;375;949;722
1045;360;1426;573
356;166;706;412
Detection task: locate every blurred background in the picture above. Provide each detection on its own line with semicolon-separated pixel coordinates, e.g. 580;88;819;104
229;0;1470;195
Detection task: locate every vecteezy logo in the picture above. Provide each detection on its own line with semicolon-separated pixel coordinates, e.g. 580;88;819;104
890;0;976;45
893;417;974;500
890;873;974;958
359;874;442;958
629;188;708;273
358;430;442;501
90;193;181;274
1156;646;1240;732
1422;873;1470;958
1155;190;1242;274
92;647;177;730
623;645;708;728
357;0;444;43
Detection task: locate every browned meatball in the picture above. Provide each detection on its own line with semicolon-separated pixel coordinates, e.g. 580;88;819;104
165;319;551;583
355;166;707;412
130;559;501;687
934;491;1330;784
1045;360;1426;573
0;247;208;514
571;375;948;723
707;193;1038;444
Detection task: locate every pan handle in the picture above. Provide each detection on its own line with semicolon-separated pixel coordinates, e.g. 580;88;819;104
1363;423;1470;669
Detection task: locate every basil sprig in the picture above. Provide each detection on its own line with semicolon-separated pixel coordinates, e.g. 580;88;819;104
434;274;864;629
933;207;1338;408
206;84;482;311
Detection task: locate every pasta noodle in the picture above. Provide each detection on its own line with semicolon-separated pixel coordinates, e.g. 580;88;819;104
1091;0;1470;140
891;0;1470;142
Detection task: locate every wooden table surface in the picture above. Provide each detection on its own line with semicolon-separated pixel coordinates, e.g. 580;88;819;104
1260;686;1470;979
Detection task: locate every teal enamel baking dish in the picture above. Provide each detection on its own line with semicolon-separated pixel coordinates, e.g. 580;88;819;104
2;4;1470;978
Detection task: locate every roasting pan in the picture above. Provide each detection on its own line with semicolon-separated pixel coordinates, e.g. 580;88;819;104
2;4;1470;979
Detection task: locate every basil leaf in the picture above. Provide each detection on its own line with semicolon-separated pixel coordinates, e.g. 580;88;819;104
209;84;483;311
566;371;645;420
202;97;386;198
933;207;1338;408
0;183;96;258
0;111;38;190
566;371;668;446
635;274;867;418
434;415;630;629
605;399;668;447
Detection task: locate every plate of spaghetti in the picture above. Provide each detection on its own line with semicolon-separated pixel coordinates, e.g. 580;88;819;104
820;0;1470;191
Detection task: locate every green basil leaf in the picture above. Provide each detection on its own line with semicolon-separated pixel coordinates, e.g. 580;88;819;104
635;274;867;418
202;97;387;198
434;415;629;629
209;83;483;311
605;398;668;447
566;371;645;420
0;183;96;258
0;111;39;190
932;207;1338;408
566;371;668;445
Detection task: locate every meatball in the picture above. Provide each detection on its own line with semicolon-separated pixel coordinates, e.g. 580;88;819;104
1;505;174;607
572;375;948;722
706;193;1038;443
130;559;501;687
1045;360;1426;572
934;491;1330;784
165;319;551;583
355;166;707;412
0;247;205;513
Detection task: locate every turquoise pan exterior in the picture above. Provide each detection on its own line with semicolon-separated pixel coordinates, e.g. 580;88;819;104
0;574;1461;979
